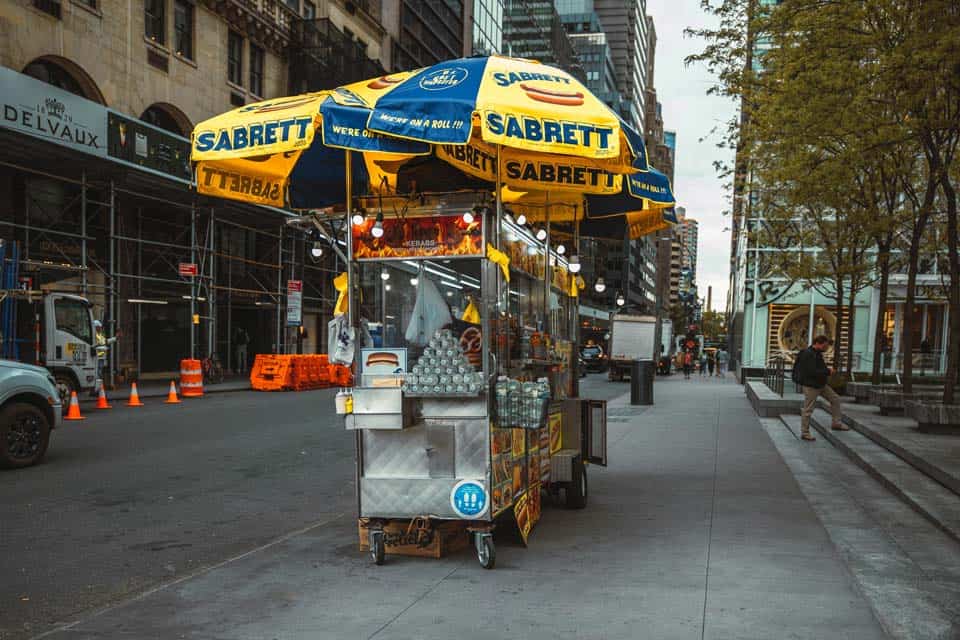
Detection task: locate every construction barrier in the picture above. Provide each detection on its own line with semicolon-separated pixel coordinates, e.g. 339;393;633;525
250;354;352;391
180;359;203;397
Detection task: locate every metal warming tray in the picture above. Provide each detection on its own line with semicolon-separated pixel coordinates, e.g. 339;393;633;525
345;388;419;430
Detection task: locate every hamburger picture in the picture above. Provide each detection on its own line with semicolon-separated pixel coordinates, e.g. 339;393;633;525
363;350;404;374
367;74;405;91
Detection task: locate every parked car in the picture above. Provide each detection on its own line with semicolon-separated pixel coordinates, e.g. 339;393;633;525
1;359;62;469
580;345;608;373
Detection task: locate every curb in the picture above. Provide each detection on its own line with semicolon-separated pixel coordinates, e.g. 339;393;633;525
77;384;252;406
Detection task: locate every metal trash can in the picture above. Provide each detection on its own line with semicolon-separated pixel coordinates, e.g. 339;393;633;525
630;359;655;406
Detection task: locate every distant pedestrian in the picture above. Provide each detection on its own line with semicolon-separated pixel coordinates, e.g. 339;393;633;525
707;352;716;376
716;349;729;377
794;335;848;441
234;326;250;374
699;353;708;376
683;351;693;379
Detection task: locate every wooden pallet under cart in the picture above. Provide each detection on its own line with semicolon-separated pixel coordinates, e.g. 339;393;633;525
358;518;472;559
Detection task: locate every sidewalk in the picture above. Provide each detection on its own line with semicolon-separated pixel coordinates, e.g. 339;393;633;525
38;376;886;640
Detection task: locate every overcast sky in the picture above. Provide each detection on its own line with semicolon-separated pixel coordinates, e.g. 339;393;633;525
646;0;736;313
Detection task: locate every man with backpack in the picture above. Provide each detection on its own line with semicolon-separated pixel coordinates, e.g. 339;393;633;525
793;335;849;441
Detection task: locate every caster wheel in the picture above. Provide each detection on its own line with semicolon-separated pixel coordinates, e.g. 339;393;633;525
370;530;385;566
476;533;495;570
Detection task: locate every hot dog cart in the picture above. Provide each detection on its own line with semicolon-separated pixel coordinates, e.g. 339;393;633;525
341;190;607;569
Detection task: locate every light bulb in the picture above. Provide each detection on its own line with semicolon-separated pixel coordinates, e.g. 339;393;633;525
410;277;419;286
371;211;384;238
380;269;390;281
527;245;538;256
446;291;453;297
569;254;581;273
463;210;474;224
310;241;323;258
616;292;625;306
351;213;364;226
556;244;565;255
385;284;391;291
594;278;606;293
536;228;547;241
515;213;527;226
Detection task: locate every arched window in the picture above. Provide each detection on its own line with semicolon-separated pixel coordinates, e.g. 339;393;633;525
22;56;106;104
140;103;193;137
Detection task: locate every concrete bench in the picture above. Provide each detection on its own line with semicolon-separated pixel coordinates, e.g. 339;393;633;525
870;389;945;415
904;400;960;434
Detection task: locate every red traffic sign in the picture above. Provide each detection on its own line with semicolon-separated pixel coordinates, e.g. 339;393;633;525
179;263;198;277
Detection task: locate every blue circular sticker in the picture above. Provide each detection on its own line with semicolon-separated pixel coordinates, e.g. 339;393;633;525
450;480;488;518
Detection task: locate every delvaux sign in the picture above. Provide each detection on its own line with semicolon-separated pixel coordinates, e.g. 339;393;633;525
0;66;107;157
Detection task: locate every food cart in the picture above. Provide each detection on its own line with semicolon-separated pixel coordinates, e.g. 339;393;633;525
342;190;608;568
189;55;677;570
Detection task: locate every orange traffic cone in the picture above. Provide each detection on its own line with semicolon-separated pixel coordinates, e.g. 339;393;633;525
64;391;85;421
95;384;112;410
127;382;144;407
164;380;181;404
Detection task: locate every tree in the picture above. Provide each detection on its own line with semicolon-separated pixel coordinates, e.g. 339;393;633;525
700;310;725;342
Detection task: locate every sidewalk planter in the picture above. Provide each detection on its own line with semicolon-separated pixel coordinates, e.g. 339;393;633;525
904;401;960;434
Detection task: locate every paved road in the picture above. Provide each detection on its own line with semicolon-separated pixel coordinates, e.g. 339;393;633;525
0;388;350;640
4;374;892;640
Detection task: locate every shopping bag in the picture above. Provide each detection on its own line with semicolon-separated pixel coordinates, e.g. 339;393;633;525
405;277;453;346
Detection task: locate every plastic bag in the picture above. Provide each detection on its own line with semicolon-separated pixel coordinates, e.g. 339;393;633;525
405;277;453;347
328;314;355;365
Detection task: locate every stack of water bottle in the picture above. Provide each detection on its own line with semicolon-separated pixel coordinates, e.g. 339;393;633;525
402;329;484;397
495;376;550;429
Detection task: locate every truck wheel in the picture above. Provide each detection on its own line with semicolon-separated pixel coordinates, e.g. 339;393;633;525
53;374;77;409
565;458;587;509
0;402;51;469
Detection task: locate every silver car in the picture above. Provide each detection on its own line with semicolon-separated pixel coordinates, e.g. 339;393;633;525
0;359;63;469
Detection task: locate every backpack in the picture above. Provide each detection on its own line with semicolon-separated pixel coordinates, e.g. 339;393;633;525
791;351;803;384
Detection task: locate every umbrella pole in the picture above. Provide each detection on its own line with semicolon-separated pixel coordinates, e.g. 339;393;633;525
544;191;550;336
345;150;354;332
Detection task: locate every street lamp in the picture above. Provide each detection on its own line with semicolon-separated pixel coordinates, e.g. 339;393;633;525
595;277;606;293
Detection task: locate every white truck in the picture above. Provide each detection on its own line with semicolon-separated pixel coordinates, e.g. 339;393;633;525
661;320;674;358
1;291;99;404
607;314;658;381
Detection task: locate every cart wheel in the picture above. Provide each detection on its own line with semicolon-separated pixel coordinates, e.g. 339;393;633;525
476;533;495;570
565;458;588;509
369;530;385;566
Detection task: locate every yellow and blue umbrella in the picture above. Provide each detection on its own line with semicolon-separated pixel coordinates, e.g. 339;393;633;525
190;92;427;209
343;56;646;169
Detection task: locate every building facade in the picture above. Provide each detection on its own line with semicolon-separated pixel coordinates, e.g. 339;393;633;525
0;0;422;383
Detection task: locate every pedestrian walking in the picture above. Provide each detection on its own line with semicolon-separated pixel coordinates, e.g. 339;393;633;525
683;351;693;379
234;326;250;374
699;353;708;377
716;348;729;377
707;352;716;376
794;335;848;441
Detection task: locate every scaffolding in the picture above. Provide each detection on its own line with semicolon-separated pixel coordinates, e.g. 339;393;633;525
0;146;339;384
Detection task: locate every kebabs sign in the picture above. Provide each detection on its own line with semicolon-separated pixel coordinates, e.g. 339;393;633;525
352;214;483;260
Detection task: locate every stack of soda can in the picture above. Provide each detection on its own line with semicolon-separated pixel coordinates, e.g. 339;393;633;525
402;329;484;396
495;376;550;429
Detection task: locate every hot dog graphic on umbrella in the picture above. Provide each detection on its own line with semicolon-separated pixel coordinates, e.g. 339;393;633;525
519;83;585;107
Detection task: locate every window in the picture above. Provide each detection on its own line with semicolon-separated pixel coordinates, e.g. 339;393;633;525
145;0;165;44
302;0;315;18
54;298;93;344
173;0;193;59
227;30;243;85
249;44;264;97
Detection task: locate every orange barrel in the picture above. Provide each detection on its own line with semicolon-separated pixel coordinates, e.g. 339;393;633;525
180;359;204;397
